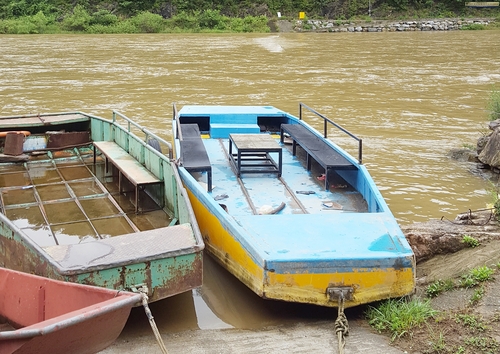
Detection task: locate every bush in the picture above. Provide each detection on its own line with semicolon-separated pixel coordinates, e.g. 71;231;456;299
228;15;269;32
198;9;224;29
130;11;165;33
90;10;119;26
0;11;51;34
62;5;91;32
169;11;199;30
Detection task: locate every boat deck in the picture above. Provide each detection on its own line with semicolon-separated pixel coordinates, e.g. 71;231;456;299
193;135;368;216
0;146;171;248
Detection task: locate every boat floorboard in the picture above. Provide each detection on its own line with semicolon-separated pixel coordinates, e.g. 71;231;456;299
0;146;172;249
196;137;367;216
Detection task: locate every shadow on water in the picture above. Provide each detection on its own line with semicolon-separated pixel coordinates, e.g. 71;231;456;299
120;254;366;338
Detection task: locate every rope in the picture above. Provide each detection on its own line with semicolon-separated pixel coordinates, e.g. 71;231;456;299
440;208;494;226
136;289;169;354
334;294;349;354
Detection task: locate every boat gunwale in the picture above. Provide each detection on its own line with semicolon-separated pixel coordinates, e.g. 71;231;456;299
0;290;141;341
0;111;204;276
173;103;416;306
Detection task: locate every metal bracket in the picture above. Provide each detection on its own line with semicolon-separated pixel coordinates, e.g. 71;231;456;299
130;283;149;295
327;287;354;302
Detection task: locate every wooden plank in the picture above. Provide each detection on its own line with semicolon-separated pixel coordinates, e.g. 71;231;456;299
465;1;499;7
94;141;162;214
94;141;160;186
0;113;89;128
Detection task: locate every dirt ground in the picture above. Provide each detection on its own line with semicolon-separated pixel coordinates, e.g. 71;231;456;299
103;213;500;354
389;239;500;354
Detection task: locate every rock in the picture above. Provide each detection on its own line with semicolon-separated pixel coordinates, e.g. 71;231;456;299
402;210;500;263
488;119;500;130
477;134;489;154
478;128;500;168
448;148;477;162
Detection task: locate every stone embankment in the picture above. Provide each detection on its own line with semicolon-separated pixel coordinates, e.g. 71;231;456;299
279;18;493;32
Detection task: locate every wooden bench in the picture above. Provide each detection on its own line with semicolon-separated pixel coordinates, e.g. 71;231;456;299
179;124;212;192
93;141;162;214
280;123;357;190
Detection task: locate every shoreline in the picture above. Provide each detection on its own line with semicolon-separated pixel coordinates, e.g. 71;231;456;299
276;17;495;32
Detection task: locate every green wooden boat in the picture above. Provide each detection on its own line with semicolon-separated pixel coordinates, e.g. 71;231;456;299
0;111;204;302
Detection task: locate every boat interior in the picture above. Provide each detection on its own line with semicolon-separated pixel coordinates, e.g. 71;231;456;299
0;142;172;248
191;138;368;216
176;113;371;217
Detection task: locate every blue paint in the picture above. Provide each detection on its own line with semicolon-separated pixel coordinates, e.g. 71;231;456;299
175;105;415;304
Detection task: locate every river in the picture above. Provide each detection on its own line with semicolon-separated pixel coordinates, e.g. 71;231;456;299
1;30;499;340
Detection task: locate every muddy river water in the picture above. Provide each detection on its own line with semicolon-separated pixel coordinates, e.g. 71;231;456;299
1;31;500;338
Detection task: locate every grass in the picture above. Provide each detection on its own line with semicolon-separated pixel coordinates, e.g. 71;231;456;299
459;266;495;289
365;264;498;340
462;234;480;248
456;313;487;332
470;286;486;305
487;87;500;121
464;336;499;352
365;297;437;340
426;279;455;298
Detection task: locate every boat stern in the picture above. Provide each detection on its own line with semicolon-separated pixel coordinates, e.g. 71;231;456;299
263;253;416;307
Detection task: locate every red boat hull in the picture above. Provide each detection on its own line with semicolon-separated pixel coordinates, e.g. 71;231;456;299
0;268;141;354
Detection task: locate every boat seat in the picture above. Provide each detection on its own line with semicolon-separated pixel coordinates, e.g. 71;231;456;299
93;141;163;214
180;124;212;192
280;123;357;190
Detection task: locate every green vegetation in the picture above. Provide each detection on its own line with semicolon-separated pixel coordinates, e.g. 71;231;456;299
487;86;500;121
459;266;495;289
0;0;499;34
369;258;500;353
425;266;495;305
462;234;480;248
488;182;500;220
469;285;485;305
365;297;437;340
0;6;270;34
426;279;455;298
464;336;499;352
455;313;487;332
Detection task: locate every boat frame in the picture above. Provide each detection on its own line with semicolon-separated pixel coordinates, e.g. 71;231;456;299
0;111;204;302
172;102;415;307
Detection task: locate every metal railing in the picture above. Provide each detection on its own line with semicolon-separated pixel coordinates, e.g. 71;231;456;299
172;102;182;140
299;102;362;164
112;110;173;159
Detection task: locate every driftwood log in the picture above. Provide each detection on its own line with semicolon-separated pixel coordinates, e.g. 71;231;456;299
402;210;500;263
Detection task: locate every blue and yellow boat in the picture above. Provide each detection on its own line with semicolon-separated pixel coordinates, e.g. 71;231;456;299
173;103;415;308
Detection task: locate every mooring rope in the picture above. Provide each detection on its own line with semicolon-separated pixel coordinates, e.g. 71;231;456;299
134;287;169;354
334;294;349;354
440;207;494;226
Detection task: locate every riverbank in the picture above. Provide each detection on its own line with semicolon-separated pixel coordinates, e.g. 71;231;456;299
277;17;496;32
101;214;500;354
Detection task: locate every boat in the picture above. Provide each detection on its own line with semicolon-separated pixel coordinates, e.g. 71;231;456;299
172;103;415;308
0;267;141;354
0;111;204;303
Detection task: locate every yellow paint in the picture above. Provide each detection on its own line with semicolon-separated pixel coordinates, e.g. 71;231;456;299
186;188;266;295
266;268;415;307
185;186;415;307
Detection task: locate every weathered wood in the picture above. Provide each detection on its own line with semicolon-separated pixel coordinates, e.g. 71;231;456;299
0;153;29;162
465;1;499;7
93;141;162;213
